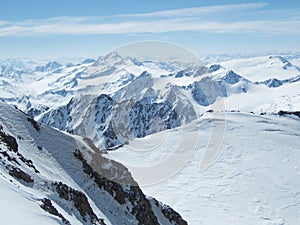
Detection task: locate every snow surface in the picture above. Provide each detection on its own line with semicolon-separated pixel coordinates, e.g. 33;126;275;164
108;112;300;225
220;55;300;82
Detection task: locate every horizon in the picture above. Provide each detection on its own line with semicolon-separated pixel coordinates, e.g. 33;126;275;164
0;49;299;62
0;0;300;59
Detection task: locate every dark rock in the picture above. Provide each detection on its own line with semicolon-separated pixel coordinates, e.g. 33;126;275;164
0;128;39;173
27;117;40;131
54;181;106;225
208;64;222;73
222;70;242;84
278;110;300;118
162;205;188;225
152;198;188;225
40;198;71;225
17;152;39;173
0;151;19;165
175;71;184;78
9;166;34;183
0;129;18;152
264;78;283;88
73;149;160;225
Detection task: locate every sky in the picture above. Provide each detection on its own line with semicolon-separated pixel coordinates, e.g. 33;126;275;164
0;0;299;59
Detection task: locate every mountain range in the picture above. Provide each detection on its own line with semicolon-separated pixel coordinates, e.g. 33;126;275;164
0;52;299;224
1;52;299;150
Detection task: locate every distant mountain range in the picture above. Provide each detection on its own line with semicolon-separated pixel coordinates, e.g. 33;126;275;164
1;52;299;150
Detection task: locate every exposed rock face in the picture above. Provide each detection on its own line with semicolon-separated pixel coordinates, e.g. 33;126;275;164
161;204;188;225
34;55;275;151
0;126;39;173
222;70;242;84
39;90;193;150
261;75;300;88
38;98;73;131
191;77;227;106
264;78;282;88
208;64;222;73
150;197;188;225
74;149;160;225
278;110;300;118
26;117;41;131
54;181;106;225
40;198;71;225
8;166;34;183
0;126;18;152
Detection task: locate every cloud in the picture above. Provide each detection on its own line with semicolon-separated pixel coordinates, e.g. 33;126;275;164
117;2;269;18
0;3;299;37
0;21;9;26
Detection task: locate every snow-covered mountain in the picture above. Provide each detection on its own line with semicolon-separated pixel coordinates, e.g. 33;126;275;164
0;57;95;114
1;52;299;150
1;51;299;225
0;100;187;225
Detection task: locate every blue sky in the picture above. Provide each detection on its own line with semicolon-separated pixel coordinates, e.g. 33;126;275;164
0;0;299;59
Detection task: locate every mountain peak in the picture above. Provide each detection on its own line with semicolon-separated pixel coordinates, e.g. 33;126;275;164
222;70;242;84
35;61;62;72
104;51;124;64
92;51;129;67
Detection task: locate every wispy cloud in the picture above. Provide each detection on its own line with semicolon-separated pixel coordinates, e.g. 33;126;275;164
0;3;299;37
0;21;9;26
118;2;268;18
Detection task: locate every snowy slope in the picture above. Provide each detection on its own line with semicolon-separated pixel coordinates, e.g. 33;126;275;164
107;111;300;225
220;55;300;82
0;100;187;225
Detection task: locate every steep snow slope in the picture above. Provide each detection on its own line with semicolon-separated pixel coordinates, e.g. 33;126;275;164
108;112;300;225
0;100;187;225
